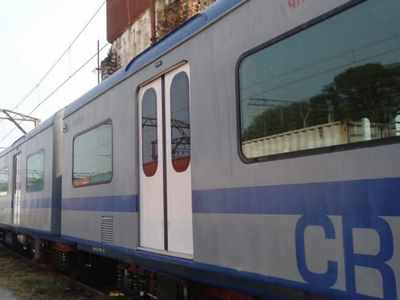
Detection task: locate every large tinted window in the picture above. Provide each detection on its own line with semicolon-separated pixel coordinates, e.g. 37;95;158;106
170;72;191;172
142;89;158;177
73;121;113;187
239;0;400;160
26;151;45;192
0;164;8;196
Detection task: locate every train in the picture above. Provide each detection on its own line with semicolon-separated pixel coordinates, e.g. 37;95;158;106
0;0;399;299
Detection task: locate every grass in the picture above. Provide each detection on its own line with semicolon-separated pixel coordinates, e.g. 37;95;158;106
0;246;121;300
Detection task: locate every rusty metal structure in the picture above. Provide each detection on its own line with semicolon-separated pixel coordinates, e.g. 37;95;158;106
106;0;154;43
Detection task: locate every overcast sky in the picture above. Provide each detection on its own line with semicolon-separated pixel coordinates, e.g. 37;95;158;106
0;0;109;148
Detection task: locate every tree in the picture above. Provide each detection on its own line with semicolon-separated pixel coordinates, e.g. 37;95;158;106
157;0;215;39
322;63;400;123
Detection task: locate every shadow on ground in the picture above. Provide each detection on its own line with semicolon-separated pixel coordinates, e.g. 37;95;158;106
0;245;123;300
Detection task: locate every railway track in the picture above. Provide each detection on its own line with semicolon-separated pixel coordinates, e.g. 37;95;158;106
0;243;121;300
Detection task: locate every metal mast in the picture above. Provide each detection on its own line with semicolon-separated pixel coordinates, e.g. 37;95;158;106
0;109;40;135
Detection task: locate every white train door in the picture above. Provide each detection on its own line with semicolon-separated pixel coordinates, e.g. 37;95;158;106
139;79;164;251
139;64;193;256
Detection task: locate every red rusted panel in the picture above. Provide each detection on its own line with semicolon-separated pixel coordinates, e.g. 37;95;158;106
107;0;153;43
201;287;255;300
54;243;75;253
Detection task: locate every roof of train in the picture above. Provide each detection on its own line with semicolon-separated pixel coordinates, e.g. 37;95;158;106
63;0;245;118
0;115;55;157
1;0;245;157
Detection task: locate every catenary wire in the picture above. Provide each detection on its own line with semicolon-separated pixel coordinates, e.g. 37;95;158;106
0;0;107;146
0;43;110;148
28;43;109;115
9;0;106;112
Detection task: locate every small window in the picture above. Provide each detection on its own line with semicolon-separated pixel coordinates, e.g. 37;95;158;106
142;88;158;177
0;164;8;196
170;72;191;172
26;151;45;192
238;0;400;161
73;121;113;187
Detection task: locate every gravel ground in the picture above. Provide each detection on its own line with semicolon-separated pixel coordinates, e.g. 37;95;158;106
0;245;122;300
0;287;19;300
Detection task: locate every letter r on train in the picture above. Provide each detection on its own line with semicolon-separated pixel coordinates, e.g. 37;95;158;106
295;215;398;300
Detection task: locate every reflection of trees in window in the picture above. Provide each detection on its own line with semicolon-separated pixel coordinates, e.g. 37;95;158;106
243;63;400;141
323;63;400;125
239;0;400;159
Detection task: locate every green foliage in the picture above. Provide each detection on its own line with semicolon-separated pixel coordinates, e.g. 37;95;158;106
27;177;44;192
0;182;8;193
157;0;215;39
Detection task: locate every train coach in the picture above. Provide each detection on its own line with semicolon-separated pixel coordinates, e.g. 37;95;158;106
0;0;400;299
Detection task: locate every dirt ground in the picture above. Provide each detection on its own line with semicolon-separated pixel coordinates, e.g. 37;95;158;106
0;245;123;300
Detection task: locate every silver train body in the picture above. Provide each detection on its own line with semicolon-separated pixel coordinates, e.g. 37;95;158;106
0;0;399;299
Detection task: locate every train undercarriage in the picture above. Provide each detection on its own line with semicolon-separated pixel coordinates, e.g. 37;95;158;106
0;228;330;300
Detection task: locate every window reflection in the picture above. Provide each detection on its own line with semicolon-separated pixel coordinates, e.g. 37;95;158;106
170;72;191;172
239;0;400;159
0;165;8;196
26;152;44;192
142;88;158;177
73;122;113;187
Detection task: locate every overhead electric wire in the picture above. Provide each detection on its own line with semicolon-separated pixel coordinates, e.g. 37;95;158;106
0;0;107;147
28;43;109;115
250;44;400;100
241;34;400;94
10;0;106;112
0;43;110;147
0;129;17;147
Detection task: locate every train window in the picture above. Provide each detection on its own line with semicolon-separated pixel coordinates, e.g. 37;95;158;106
26;151;45;192
238;0;400;161
170;72;191;172
73;121;113;187
142;88;158;177
0;164;8;196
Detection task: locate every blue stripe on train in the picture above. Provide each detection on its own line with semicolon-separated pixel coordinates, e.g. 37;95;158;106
5;177;400;214
192;177;400;215
62;195;138;212
0;195;139;212
0;199;52;209
4;177;400;214
21;198;52;209
3;177;398;299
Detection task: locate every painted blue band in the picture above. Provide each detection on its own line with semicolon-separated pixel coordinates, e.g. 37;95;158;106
192;177;400;216
62;195;139;212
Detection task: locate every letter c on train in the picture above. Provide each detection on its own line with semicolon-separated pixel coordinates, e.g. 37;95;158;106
295;215;338;288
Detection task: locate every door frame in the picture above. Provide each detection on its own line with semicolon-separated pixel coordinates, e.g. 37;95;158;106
138;78;165;251
137;62;193;257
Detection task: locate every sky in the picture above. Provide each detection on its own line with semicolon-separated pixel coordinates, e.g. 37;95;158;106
0;0;109;149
